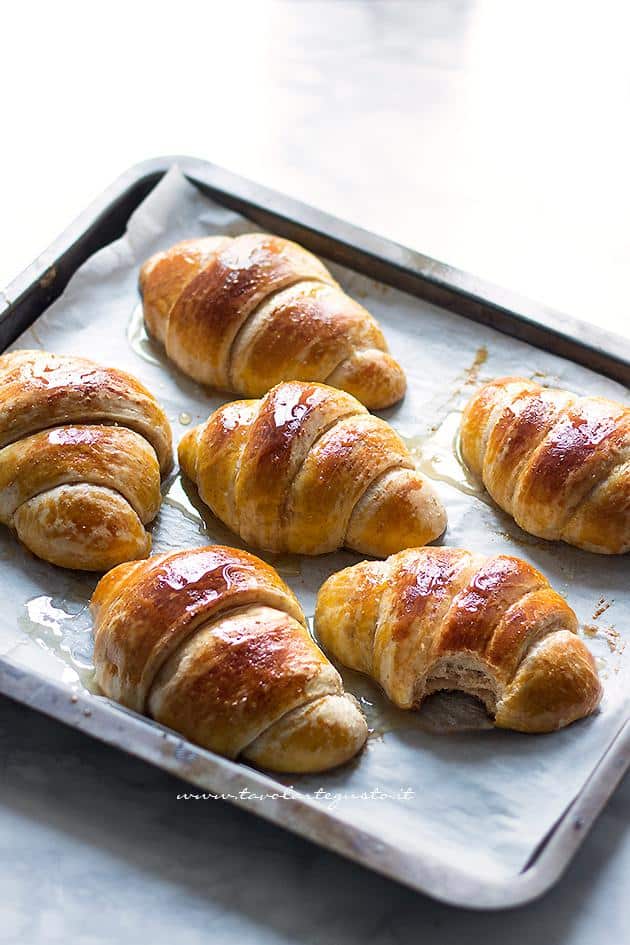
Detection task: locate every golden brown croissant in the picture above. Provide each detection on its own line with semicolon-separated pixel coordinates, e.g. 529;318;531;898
460;376;630;554
178;380;447;556
0;350;173;570
92;545;367;772
315;547;602;733
139;234;406;409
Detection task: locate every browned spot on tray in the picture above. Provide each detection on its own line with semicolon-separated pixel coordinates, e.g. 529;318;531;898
462;346;488;388
39;266;57;289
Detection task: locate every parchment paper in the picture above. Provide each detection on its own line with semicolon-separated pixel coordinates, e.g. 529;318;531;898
0;168;627;880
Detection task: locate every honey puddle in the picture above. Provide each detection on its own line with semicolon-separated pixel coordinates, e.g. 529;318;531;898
161;476;209;537
400;410;487;502
127;302;166;367
159;477;302;576
19;595;98;692
398;349;558;507
267;554;303;577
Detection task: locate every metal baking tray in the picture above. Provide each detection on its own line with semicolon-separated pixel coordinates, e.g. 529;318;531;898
0;156;628;909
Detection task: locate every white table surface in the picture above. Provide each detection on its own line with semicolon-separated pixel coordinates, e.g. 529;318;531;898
1;2;628;942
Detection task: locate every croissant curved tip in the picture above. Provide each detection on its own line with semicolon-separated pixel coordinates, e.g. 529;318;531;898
326;348;407;409
346;467;447;557
242;692;368;773
494;631;603;733
14;484;152;572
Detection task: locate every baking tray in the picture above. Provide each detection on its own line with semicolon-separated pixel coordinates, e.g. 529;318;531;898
0;156;628;909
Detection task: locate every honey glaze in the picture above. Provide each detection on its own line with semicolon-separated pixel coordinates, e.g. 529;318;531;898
19;594;98;691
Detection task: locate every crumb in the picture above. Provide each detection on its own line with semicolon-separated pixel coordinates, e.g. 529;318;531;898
592;597;612;620
602;626;624;654
581;623;625;655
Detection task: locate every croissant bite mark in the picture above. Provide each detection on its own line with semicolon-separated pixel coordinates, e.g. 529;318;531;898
460;376;630;554
92;546;368;773
315;547;602;733
178;380;447;556
0;350;173;571
139;233;406;409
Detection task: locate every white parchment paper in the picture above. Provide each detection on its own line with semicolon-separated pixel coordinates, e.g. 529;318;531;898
0;168;627;880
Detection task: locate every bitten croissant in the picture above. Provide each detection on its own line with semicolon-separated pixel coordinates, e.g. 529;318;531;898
179;381;447;556
139;233;406;409
0;350;172;570
92;546;368;773
316;547;602;733
461;376;630;554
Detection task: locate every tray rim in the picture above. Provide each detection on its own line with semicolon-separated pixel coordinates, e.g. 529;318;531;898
2;155;630;384
0;655;627;910
0;156;628;910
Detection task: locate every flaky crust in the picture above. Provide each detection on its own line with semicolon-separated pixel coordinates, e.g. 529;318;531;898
315;547;602;733
0;350;173;570
178;381;447;556
460;376;630;554
139;234;406;409
91;546;367;772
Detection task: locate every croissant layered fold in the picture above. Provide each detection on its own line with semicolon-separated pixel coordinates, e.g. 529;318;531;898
315;548;602;733
460;376;630;554
139;234;406;409
178;380;447;556
0;350;173;570
91;546;368;772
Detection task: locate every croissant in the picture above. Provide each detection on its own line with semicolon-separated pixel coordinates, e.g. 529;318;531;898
178;380;447;556
0;350;173;570
460;376;630;554
315;547;602;733
139;233;406;409
92;545;368;772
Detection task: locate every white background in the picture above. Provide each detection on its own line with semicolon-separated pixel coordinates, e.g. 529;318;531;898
2;0;629;339
0;2;628;943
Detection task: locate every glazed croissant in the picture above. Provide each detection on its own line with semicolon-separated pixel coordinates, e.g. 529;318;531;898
460;377;630;554
139;233;406;409
316;547;602;733
92;546;368;772
179;380;447;556
0;350;172;570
